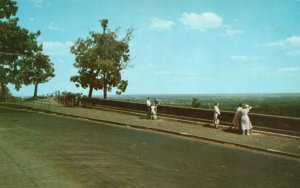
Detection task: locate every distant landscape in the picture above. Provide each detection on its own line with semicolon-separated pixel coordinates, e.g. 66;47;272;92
109;93;300;118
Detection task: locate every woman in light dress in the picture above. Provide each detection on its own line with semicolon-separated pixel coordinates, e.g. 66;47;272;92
151;102;158;120
213;102;221;128
240;104;253;135
232;103;243;131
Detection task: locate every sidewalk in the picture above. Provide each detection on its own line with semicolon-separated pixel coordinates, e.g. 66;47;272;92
3;100;300;159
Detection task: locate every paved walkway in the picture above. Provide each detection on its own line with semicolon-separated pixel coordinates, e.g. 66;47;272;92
2;100;300;159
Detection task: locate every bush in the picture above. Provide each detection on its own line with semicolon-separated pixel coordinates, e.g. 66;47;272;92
0;86;13;102
192;98;201;108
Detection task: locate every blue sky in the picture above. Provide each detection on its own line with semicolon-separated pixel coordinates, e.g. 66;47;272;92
9;0;300;96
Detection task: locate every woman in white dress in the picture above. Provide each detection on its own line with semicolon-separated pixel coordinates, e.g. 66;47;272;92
213;102;221;128
151;103;157;120
240;104;252;135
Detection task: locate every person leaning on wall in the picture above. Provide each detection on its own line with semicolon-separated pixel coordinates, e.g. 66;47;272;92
240;104;253;135
213;102;221;128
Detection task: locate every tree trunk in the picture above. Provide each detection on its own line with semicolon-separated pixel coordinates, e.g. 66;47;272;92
103;73;107;99
103;84;107;99
88;86;93;98
0;83;6;101
33;83;38;99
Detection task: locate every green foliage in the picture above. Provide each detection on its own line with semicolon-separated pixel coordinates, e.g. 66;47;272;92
0;0;17;19
100;19;108;34
192;98;201;107
0;0;41;91
19;51;55;97
0;84;12;101
70;19;133;99
58;91;83;107
19;52;55;85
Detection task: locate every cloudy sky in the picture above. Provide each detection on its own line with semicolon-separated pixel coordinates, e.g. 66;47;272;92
9;0;300;96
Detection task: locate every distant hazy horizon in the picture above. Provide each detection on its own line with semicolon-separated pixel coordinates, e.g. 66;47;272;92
13;92;300;98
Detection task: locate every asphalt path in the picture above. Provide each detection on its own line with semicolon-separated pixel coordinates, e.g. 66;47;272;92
0;106;299;188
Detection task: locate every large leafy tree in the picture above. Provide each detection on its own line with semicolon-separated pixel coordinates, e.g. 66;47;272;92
70;19;133;99
70;38;99;98
19;51;55;98
0;0;40;100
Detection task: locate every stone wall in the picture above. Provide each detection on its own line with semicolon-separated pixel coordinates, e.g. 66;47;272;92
82;97;300;133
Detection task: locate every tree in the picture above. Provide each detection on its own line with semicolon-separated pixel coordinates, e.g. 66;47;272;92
19;51;55;98
0;85;12;101
192;98;201;108
70;19;133;99
100;19;108;34
70;38;100;98
0;0;40;100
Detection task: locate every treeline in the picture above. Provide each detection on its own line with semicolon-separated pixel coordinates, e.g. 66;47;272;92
110;94;300;118
191;96;300;118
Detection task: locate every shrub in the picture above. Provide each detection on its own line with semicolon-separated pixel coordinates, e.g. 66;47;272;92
192;98;201;108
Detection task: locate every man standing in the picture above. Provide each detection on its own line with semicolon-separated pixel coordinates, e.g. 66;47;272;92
146;97;151;119
213;102;221;128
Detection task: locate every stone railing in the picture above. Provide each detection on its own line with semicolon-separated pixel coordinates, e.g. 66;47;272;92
82;97;300;134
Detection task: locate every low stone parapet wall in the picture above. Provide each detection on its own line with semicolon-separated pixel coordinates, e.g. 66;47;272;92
82;97;300;133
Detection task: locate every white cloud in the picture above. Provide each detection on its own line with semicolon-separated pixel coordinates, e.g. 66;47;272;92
230;55;250;61
146;63;154;68
31;0;44;7
252;56;266;61
277;67;300;73
286;49;300;56
250;66;300;76
267;36;300;56
267;36;300;49
225;25;244;37
154;71;200;77
148;18;175;30
43;41;73;56
46;23;68;32
154;71;171;75
251;66;271;75
31;0;51;7
180;12;222;31
226;29;244;37
230;55;265;62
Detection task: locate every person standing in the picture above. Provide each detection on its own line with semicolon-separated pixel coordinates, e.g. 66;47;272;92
213;102;221;128
151;102;157;120
240;104;253;135
232;103;243;131
78;93;83;107
146;97;151;119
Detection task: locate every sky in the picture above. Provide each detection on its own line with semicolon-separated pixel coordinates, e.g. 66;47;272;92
8;0;300;97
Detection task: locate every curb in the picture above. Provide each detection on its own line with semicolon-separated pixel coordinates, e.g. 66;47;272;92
2;103;300;160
